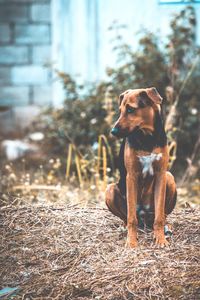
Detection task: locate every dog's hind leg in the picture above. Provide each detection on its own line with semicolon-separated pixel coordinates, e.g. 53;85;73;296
165;171;177;215
105;183;127;224
163;172;177;237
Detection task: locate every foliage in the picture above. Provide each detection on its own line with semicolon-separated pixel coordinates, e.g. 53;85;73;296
166;7;200;161
33;6;200;181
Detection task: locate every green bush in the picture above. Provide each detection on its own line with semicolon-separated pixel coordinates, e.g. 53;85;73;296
33;6;200;180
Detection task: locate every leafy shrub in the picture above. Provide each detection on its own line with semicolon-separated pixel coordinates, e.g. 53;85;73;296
33;6;200;180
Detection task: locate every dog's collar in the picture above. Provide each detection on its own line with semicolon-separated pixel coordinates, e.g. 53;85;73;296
138;153;162;177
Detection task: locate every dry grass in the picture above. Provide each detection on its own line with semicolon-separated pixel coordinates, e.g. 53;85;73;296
0;200;200;300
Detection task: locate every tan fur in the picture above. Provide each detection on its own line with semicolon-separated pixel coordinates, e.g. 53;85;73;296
106;88;177;248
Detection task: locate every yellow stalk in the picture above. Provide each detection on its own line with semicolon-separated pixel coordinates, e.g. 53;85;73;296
66;143;72;179
168;141;177;170
99;134;114;170
102;145;107;191
97;135;102;175
75;155;83;186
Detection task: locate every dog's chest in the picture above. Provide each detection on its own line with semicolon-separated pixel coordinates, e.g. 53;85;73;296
138;153;162;177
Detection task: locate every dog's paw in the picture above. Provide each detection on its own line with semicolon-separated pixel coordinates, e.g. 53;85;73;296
125;237;138;248
154;230;169;248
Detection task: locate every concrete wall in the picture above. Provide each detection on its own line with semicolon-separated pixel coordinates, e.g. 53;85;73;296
0;0;200;112
0;0;52;108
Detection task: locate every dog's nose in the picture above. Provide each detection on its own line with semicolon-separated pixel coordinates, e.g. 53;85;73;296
111;127;119;136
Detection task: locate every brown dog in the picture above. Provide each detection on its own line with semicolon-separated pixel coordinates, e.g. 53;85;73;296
105;87;177;248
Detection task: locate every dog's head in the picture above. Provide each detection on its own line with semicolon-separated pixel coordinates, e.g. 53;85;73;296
111;87;162;137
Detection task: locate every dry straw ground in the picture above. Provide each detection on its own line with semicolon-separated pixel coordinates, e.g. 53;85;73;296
0;201;200;300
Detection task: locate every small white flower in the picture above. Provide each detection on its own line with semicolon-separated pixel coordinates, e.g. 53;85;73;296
90;118;97;125
90;185;96;190
29;132;44;141
190;108;198;115
92;142;99;150
80;112;86;118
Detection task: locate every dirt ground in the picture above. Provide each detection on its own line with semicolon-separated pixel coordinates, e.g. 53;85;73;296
0;202;200;300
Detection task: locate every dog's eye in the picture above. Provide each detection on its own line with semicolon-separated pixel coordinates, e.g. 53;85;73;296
127;106;135;114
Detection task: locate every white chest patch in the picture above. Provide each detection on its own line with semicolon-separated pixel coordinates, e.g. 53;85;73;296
138;153;162;177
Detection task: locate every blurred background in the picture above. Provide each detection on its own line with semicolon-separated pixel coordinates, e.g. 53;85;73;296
0;0;199;204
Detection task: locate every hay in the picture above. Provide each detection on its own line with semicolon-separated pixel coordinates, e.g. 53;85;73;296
0;203;199;300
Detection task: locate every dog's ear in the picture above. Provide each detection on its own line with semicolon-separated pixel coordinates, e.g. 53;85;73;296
146;87;163;104
119;89;132;105
138;91;152;108
119;93;124;105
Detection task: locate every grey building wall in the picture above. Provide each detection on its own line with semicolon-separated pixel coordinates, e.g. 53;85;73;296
0;0;52;108
0;0;200;112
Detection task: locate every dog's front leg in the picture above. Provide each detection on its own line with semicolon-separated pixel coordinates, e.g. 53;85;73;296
154;172;168;247
126;173;138;248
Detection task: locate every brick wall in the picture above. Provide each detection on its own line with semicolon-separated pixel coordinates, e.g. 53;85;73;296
0;0;52;108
